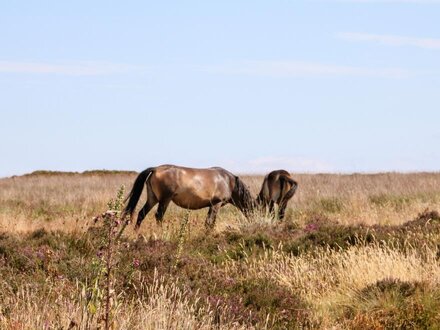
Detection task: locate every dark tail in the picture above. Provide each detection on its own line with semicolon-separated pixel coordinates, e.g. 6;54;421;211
122;167;154;218
279;176;298;206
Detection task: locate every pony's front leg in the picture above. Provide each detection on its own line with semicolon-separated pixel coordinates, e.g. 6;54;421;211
205;203;222;229
155;199;171;224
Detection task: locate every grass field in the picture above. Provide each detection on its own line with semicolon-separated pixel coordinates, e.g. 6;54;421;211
1;171;440;329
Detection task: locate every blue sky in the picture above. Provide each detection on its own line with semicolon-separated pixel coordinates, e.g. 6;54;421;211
1;1;439;177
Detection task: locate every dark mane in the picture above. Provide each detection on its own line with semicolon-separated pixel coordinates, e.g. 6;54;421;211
232;176;255;217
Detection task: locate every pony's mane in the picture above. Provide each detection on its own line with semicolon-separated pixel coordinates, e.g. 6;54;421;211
233;176;255;214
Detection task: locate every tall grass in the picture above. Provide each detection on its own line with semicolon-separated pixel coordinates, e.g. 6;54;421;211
1;171;440;328
2;172;440;233
0;271;258;330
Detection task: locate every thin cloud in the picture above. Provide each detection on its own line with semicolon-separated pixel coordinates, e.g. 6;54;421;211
204;60;411;78
338;32;440;49
329;0;440;3
0;61;142;76
248;156;334;173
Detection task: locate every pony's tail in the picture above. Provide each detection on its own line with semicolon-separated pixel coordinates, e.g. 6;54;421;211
279;175;298;205
122;167;154;219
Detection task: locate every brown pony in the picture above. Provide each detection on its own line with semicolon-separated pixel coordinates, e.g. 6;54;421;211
122;165;254;229
256;170;298;220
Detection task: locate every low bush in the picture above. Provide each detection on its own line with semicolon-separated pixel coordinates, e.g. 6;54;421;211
344;278;440;329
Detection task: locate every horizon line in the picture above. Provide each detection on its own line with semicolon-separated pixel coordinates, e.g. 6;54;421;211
2;168;440;179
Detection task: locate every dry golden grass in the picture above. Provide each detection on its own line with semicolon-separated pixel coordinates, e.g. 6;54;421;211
1;171;440;329
1;171;440;233
225;242;440;326
293;172;440;226
0;271;260;330
0;173;135;233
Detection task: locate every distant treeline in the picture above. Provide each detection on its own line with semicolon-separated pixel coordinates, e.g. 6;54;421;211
23;170;138;177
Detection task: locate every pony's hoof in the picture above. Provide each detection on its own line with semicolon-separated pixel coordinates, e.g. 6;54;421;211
204;224;215;233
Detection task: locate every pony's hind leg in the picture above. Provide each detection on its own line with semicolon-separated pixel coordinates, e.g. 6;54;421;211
155;199;171;224
205;203;222;229
278;204;287;220
268;200;275;214
135;198;158;229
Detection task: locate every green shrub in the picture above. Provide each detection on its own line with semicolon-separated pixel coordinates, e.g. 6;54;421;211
284;224;373;255
344;279;440;329
315;197;344;214
369;194;412;211
234;278;313;329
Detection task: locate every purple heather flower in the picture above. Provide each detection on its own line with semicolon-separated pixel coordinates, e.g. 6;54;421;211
36;251;45;260
305;223;319;232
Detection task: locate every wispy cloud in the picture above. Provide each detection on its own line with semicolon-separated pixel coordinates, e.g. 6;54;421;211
0;61;142;76
249;156;334;173
204;60;411;78
328;0;440;3
338;32;440;49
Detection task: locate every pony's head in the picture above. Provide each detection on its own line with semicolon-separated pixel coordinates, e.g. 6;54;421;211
232;176;255;217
